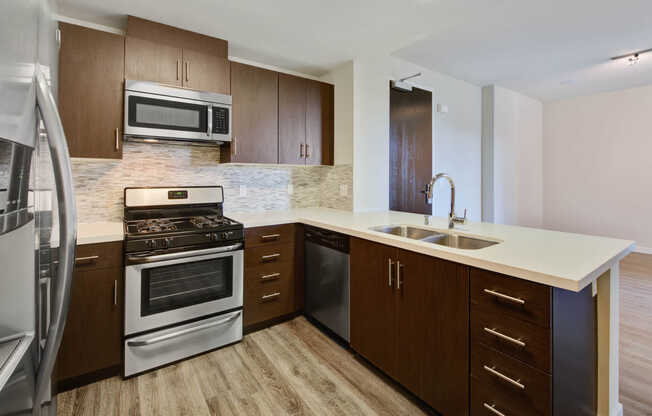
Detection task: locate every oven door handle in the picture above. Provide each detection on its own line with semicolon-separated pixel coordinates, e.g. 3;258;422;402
127;311;241;347
126;243;243;264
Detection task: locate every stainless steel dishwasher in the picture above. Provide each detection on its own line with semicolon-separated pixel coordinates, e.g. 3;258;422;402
304;226;350;342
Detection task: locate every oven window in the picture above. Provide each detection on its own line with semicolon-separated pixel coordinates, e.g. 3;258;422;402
128;95;208;132
141;257;233;316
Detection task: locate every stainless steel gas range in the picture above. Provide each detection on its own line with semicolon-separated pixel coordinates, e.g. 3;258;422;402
122;186;243;377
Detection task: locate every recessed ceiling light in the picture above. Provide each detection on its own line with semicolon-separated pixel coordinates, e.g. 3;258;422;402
628;54;640;65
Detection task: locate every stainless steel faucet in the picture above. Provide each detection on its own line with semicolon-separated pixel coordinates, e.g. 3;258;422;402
427;173;467;229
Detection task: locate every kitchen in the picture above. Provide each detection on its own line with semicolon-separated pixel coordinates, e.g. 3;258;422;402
1;1;650;415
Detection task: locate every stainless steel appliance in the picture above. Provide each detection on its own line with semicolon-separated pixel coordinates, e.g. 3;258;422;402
304;226;350;342
124;80;231;144
122;186;243;377
0;0;77;415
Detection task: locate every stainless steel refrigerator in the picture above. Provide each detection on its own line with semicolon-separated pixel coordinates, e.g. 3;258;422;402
0;0;77;414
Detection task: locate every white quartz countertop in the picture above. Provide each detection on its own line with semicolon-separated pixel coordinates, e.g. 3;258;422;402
50;221;124;247
228;208;634;292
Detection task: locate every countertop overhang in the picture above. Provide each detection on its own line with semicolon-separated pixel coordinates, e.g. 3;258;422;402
58;208;634;292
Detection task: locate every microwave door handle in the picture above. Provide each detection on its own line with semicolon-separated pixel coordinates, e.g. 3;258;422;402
34;71;78;409
207;105;213;137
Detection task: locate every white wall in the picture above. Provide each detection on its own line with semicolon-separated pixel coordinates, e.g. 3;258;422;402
320;61;354;165
543;84;652;250
483;85;543;228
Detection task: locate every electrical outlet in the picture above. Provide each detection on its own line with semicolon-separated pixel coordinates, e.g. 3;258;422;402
339;184;348;196
287;184;294;195
239;185;247;197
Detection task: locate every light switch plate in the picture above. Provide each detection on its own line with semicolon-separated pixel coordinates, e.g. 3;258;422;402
239;185;247;197
339;184;348;196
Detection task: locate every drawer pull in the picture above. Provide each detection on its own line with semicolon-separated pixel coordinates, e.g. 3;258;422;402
75;255;99;265
261;292;280;301
261;272;281;281
483;327;526;347
261;253;280;261
261;234;281;241
483;365;525;390
483;403;507;416
483;289;526;305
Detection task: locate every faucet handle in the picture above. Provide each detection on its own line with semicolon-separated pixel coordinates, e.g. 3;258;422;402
453;209;468;224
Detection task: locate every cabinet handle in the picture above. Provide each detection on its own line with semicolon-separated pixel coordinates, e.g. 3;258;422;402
261;234;281;241
483;327;526;347
483;289;525;305
185;61;189;82
261;272;281;281
396;261;403;290
305;143;310;158
483;365;525;390
75;255;99;265
113;280;118;306
261;253;280;262
232;136;237;156
483;403;508;416
261;292;280;301
388;258;394;287
176;60;180;81
300;143;304;158
115;128;119;150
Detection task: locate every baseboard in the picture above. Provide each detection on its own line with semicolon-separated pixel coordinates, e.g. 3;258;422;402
56;365;120;393
634;245;652;255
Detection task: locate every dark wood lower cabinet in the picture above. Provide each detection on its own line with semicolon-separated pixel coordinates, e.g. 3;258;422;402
350;237;469;415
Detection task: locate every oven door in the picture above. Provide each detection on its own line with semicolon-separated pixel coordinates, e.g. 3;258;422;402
124;245;243;335
124;90;219;142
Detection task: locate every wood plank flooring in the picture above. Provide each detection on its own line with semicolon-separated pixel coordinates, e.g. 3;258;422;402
58;253;652;416
620;253;652;416
57;317;431;416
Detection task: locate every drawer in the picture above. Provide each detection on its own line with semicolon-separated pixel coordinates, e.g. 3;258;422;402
244;276;294;327
471;305;551;373
74;241;123;271
245;243;294;267
470;268;551;327
471;342;551;416
245;224;295;248
471;377;548;416
245;261;294;288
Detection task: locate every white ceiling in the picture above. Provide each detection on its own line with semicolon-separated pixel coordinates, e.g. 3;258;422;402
58;0;652;101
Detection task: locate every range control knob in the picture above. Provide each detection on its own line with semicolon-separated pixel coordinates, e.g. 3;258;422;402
206;233;218;241
145;239;156;249
164;237;173;248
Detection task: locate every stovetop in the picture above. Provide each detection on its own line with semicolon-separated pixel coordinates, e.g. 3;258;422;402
125;215;240;237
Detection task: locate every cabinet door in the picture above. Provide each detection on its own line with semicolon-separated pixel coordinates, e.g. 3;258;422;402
398;250;469;416
125;36;182;86
278;73;307;165
182;49;230;94
57;267;122;381
306;81;334;165
350;238;398;376
58;23;124;159
228;62;278;163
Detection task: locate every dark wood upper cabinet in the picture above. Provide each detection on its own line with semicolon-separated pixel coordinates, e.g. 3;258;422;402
58;22;124;159
306;80;334;165
125;36;182;86
223;62;278;163
278;73;307;164
182;49;230;95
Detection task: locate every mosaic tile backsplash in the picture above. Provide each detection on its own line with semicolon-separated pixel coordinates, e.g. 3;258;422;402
72;141;353;223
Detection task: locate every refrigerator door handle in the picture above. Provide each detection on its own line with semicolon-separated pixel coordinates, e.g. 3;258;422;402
33;71;78;409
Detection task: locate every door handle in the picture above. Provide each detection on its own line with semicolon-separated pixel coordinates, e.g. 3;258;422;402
396;261;403;291
483;403;508;416
176;60;180;81
75;255;99;265
305;143;310;158
261;253;280;262
260;273;280;281
185;61;189;82
232;136;237;156
113;280;118;306
483;289;526;305
483;327;526;347
388;258;394;287
300;143;304;158
261;292;280;301
483;365;526;390
115;128;120;151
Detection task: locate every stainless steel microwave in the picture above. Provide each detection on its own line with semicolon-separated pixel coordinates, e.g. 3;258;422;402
124;80;231;144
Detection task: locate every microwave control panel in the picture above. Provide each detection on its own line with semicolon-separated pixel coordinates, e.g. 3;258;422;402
213;107;229;134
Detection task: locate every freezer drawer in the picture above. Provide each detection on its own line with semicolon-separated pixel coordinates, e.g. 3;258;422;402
124;310;242;377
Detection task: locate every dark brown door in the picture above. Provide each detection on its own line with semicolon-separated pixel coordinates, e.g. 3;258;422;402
182;49;230;94
227;62;278;163
125;36;182;86
389;85;432;214
57;267;122;381
350;238;398;377
279;73;307;164
306;81;334;166
58;23;124;159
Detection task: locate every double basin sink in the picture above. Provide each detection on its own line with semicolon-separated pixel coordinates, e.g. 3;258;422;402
370;225;499;250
